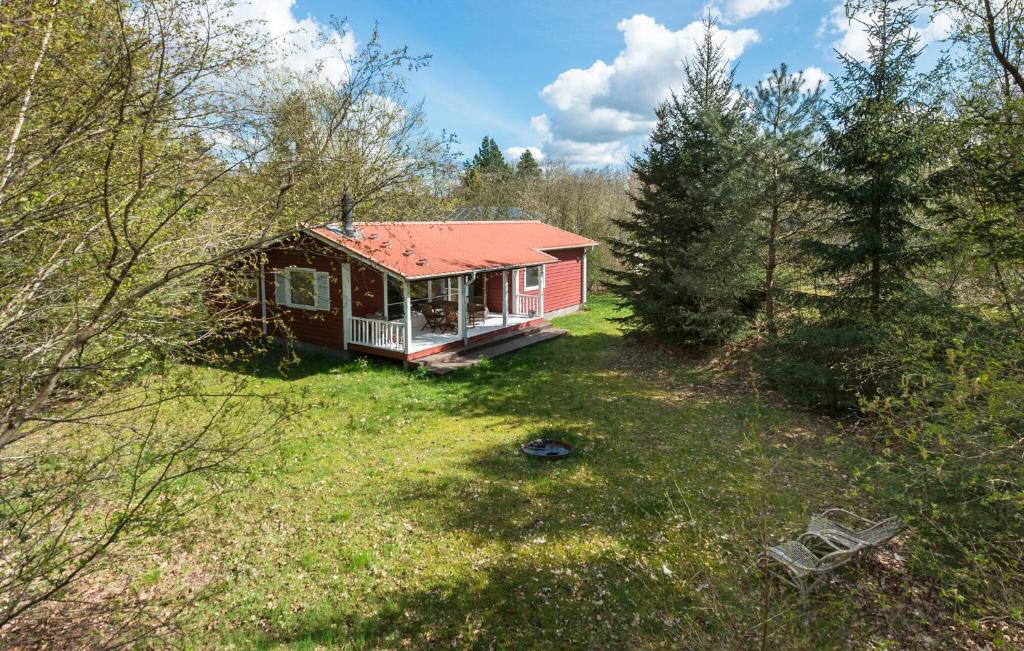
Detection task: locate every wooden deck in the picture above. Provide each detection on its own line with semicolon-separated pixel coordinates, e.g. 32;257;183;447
410;323;567;375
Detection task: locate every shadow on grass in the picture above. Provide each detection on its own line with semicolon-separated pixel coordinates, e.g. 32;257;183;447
379;329;827;545
198;343;401;381
240;546;861;650
208;302;864;649
244;552;747;650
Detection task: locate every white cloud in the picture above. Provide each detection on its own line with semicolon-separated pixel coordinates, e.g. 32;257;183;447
917;10;955;44
528;114;631;167
229;0;357;83
800;66;830;92
532;14;759;166
823;2;954;60
716;0;791;22
506;146;545;162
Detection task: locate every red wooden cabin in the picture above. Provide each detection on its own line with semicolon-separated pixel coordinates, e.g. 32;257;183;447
232;219;598;365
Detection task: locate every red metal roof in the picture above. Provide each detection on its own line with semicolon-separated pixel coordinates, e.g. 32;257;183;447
309;221;598;279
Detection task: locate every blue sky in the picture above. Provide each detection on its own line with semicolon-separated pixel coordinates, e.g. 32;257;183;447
252;0;952;167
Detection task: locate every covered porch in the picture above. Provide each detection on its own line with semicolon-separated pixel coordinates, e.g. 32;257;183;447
342;265;546;360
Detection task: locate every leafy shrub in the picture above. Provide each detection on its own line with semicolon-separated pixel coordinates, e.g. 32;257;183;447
760;295;990;411
861;332;1024;608
759;318;896;411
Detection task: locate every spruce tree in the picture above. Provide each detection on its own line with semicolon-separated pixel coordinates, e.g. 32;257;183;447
807;0;942;322
610;18;757;346
746;63;823;334
515;149;542;178
466;136;511;177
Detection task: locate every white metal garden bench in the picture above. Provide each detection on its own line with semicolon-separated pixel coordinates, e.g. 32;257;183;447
757;531;863;595
807;508;903;551
759;509;904;595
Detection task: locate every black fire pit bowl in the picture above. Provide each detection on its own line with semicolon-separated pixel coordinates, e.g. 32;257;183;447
521;438;572;461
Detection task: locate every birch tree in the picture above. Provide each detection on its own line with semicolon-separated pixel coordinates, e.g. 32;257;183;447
0;0;450;636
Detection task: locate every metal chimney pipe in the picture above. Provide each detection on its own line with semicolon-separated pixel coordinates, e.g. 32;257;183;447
341;191;358;238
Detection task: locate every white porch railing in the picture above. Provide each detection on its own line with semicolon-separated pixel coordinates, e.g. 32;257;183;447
514;293;540;316
348;316;405;351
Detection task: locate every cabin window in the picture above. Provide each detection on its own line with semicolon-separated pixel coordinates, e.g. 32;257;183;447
275;267;330;311
289;269;316;307
228;274;259;302
523;266;541;291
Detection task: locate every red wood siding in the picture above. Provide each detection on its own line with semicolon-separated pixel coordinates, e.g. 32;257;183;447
540;248;585;312
261;238;385;351
484;249;586;316
484;272;508;312
349;260;385;316
262;237;345;349
234;234;588;358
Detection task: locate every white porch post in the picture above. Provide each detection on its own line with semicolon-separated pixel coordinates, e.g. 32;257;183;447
581;251;588;306
501;270;509;327
514;268;520;314
341;262;352;350
457;275;467;345
402;280;412;354
381;270;389;320
539;265;546;317
427;279;433;301
259;257;268;335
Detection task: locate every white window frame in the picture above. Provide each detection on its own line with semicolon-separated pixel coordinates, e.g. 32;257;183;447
280;267;319;310
523;266;541;291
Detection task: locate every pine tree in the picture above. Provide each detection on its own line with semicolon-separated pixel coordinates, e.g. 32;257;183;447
465;136;511;178
807;0;942;322
515;149;542;178
746;63;823;334
610;17;758;346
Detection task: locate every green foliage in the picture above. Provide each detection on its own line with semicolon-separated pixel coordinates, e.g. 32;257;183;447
762;293;991;411
514;148;541;178
465;135;511;178
610;17;759;347
745;63;823;334
861;325;1024;608
761;319;890;411
803;0;946;322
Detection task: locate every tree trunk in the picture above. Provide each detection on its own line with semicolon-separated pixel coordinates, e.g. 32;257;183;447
0;0;59;197
870;200;882;322
983;0;1024;96
990;250;1023;334
765;199;779;335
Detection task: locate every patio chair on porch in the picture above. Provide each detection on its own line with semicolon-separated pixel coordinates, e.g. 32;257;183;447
807;509;904;551
469;297;486;326
418;303;445;332
440;303;459;333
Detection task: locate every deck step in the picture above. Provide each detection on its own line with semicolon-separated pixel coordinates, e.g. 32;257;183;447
411;324;567;375
420;321;550;363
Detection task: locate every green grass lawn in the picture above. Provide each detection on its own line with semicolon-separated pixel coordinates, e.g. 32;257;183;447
166;296;910;649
